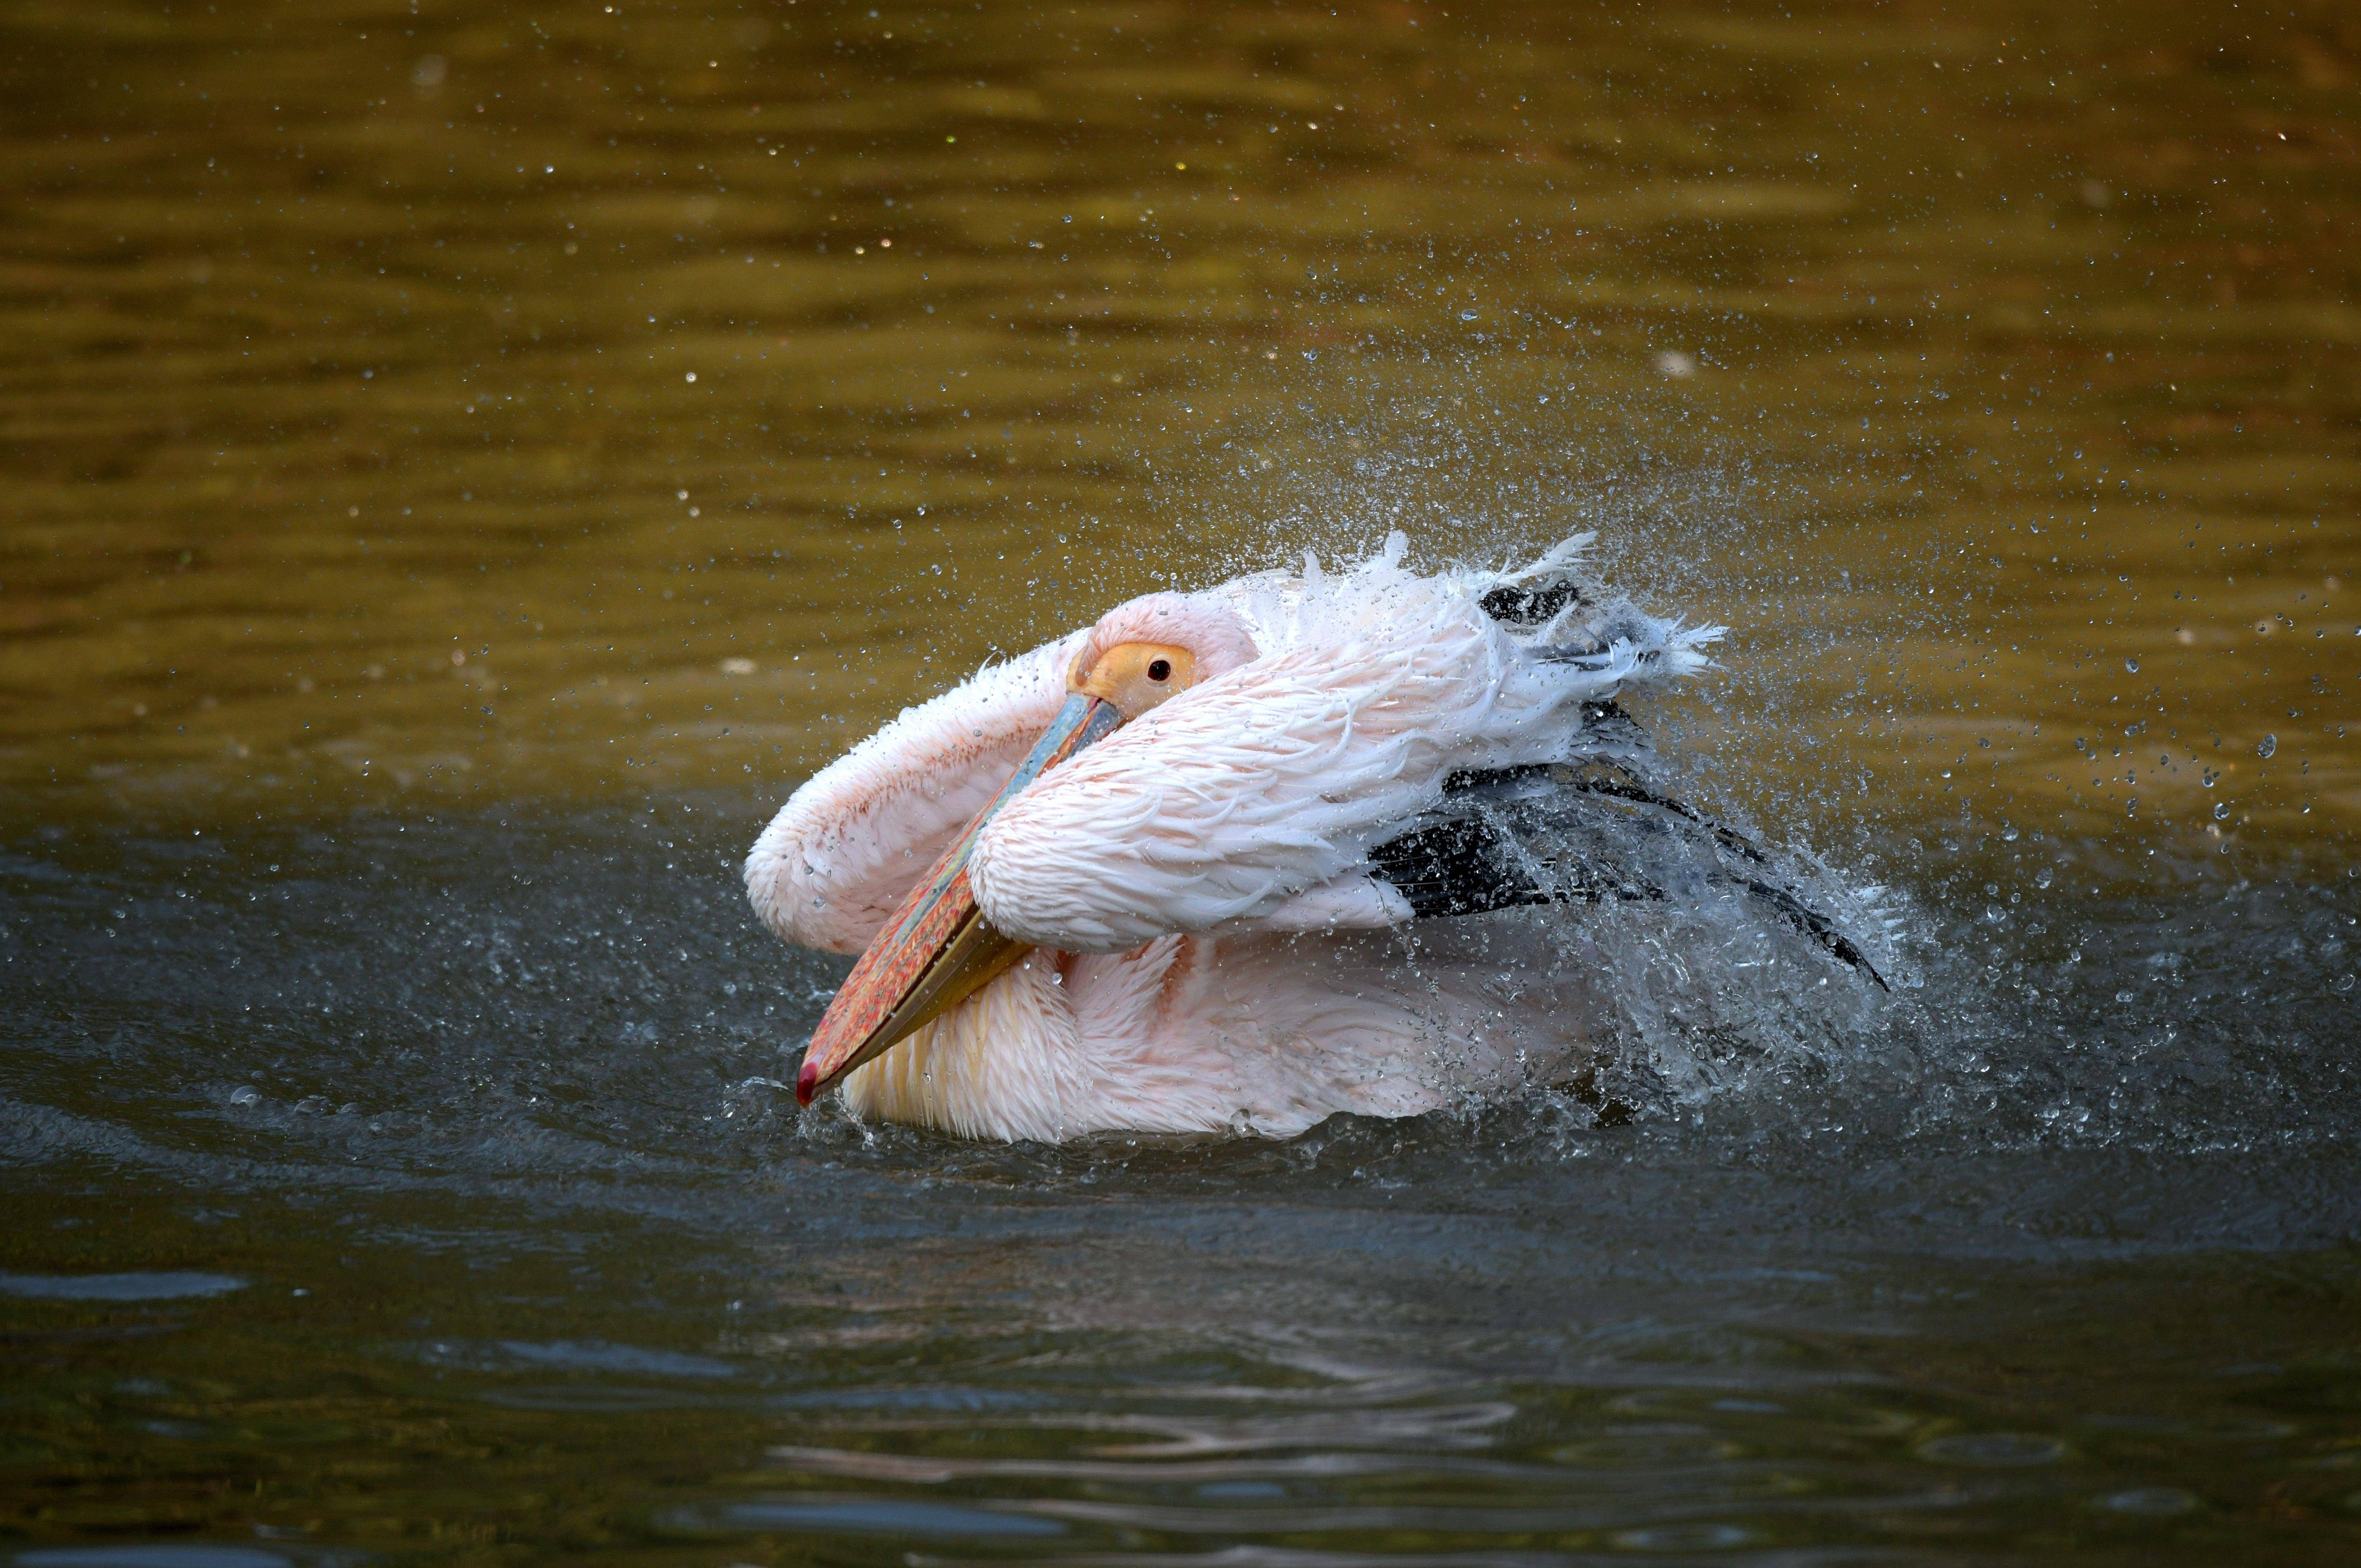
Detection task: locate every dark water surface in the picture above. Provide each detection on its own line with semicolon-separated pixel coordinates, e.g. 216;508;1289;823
6;1;2361;1564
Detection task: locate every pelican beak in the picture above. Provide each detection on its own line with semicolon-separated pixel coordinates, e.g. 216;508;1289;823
795;691;1125;1104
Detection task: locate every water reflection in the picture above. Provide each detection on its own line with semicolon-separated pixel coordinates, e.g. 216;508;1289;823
13;1552;309;1568
0;1272;246;1302
669;1498;1068;1537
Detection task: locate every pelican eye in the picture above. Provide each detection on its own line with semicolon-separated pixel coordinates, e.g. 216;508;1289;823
1071;639;1198;716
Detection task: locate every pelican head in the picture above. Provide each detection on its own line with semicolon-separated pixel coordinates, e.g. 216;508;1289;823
793;594;1259;1103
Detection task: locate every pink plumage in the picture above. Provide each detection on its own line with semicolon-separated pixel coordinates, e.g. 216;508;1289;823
746;532;1728;1141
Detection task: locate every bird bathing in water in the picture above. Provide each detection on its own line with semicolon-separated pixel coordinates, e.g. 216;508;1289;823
745;532;1886;1142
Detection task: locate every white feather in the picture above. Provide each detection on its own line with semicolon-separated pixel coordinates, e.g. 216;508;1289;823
971;539;1719;951
743;629;1089;954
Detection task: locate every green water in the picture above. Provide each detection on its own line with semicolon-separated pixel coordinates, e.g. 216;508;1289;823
7;0;2357;842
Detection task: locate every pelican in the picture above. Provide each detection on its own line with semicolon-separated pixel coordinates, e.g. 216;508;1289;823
746;533;1879;1142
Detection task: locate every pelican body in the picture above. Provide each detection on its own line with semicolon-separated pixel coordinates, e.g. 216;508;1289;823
746;533;1807;1142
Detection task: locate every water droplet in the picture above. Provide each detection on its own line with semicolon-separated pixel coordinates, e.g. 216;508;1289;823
2125;656;2139;673
2213;802;2230;820
228;1086;259;1107
2035;867;2055;888
2257;734;2277;759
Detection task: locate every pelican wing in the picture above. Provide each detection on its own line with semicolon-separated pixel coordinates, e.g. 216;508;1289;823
968;548;1719;954
745;629;1090;954
1366;736;1889;989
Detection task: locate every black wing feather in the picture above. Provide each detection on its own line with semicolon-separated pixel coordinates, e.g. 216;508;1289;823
1366;717;1887;990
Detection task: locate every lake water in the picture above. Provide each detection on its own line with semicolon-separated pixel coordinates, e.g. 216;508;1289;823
5;2;2359;1563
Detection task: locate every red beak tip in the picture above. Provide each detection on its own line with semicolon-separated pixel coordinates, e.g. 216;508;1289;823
794;1061;820;1105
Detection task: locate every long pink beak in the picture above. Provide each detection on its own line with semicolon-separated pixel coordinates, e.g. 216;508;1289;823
795;692;1124;1104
